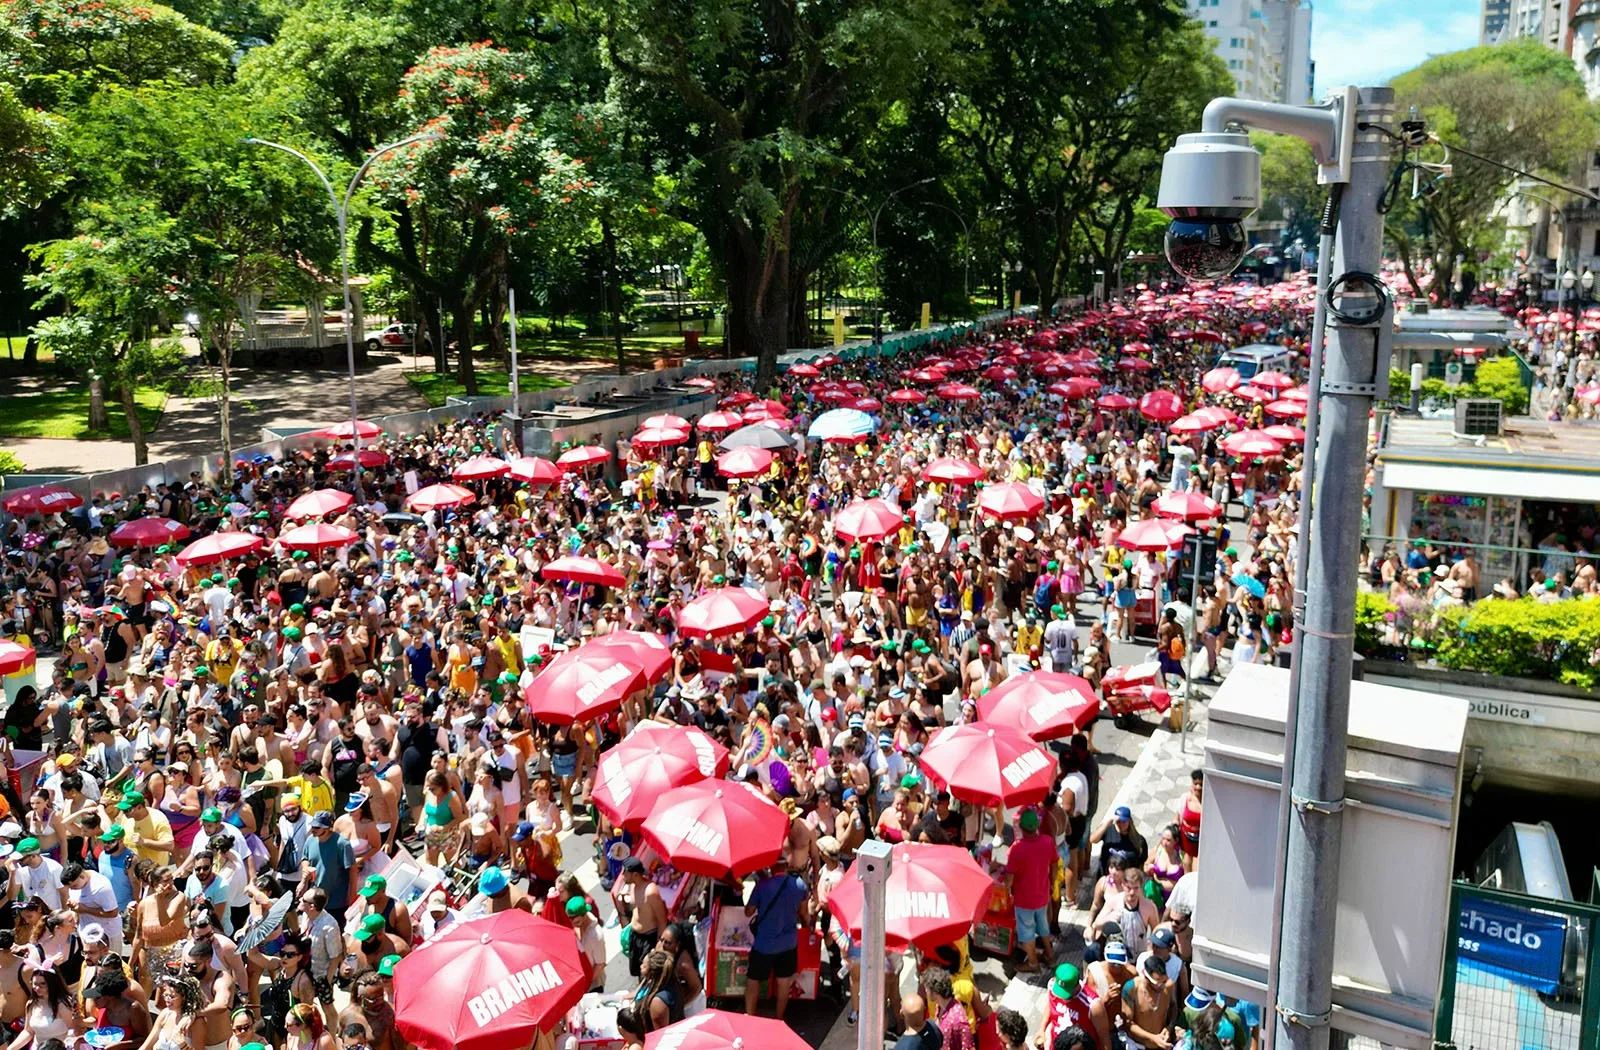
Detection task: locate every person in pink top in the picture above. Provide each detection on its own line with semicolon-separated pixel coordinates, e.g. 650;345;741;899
1005;807;1057;972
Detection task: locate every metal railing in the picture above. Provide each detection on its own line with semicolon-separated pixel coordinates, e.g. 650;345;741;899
1435;881;1600;1050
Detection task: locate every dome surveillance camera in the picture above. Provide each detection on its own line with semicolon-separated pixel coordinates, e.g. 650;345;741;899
1156;131;1261;282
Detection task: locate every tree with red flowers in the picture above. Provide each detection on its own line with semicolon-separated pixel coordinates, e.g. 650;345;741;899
359;42;594;394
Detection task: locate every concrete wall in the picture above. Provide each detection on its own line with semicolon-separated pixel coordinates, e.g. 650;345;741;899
1366;663;1600;797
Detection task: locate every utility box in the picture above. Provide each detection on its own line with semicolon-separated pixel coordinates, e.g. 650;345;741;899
1192;663;1467;1048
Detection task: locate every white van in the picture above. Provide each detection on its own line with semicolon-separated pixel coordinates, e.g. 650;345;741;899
1216;342;1295;380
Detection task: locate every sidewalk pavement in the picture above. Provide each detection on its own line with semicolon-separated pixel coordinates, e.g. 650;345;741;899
10;351;613;476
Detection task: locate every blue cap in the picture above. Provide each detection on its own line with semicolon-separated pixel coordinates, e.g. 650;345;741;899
478;866;509;895
1114;806;1132;821
512;821;535;841
1104;941;1128;962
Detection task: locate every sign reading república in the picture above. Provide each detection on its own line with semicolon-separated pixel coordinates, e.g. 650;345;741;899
1457;895;1567;993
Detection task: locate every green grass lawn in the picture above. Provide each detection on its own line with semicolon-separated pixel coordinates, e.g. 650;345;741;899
0;385;167;439
405;368;571;408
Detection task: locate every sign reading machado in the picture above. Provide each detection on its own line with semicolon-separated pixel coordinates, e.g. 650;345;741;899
1457;895;1567;994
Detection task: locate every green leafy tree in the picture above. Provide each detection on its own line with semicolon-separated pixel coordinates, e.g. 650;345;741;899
1253;131;1322;247
1;0;234;108
1389;39;1600;297
0;79;63;215
69;83;333;468
27;203;186;461
604;0;936;381
932;0;1230;309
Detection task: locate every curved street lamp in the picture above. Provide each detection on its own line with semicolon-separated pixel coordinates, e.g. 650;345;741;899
244;132;444;495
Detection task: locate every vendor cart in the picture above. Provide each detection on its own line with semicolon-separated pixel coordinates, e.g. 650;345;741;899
1100;664;1173;729
559;992;627;1050
705;901;822;1003
609;843;709;925
969;879;1016;958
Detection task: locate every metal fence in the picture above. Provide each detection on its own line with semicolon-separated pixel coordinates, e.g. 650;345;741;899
1435;882;1600;1050
1;307;1031;500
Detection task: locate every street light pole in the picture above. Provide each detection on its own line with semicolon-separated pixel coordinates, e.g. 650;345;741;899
870;177;935;347
245;132;443;500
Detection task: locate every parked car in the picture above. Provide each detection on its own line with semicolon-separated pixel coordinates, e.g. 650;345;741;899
365;323;416;352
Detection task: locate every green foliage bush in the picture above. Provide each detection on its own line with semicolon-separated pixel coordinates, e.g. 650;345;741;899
1386;358;1529;415
1434;597;1600;690
0;452;26;475
1353;591;1395;656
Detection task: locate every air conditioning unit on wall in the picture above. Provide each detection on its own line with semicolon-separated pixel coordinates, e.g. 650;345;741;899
1454;398;1503;437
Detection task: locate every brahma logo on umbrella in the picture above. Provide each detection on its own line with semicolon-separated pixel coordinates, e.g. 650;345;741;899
600;753;630;802
465;959;565;1027
1026;689;1091;724
887;892;951;921
689;734;720;776
651;1012;715;1050
1001;749;1049;788
658;812;725;857
576;663;637;705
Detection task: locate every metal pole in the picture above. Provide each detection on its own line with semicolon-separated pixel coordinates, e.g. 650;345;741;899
509;286;521;421
1181;541;1201;755
1268;86;1393;1050
855;840;893;1050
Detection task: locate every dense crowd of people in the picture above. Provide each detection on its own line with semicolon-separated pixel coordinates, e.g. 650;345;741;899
0;284;1317;1050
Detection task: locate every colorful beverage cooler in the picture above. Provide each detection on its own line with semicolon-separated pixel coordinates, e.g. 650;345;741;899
705;902;822;1002
970;878;1016;957
0;639;35;708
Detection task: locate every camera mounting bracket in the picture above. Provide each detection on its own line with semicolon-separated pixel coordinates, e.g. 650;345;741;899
1201;85;1356;186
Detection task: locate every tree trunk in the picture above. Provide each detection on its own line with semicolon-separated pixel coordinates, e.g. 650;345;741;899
453;300;477;395
119;382;148;465
788;269;811;348
602;213;626;375
22;336;38;369
88;374;110;432
218;336;233;480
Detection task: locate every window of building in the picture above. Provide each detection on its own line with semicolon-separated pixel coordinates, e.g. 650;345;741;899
1591;150;1600;169
1593;228;1600;256
1208;20;1218;26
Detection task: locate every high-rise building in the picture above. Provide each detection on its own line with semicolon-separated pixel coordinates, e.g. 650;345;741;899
1187;0;1313;104
1481;0;1512;42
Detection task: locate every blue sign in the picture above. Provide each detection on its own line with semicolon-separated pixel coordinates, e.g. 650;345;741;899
1457;896;1567;994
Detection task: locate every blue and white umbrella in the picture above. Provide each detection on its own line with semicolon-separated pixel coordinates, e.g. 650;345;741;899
808;408;877;443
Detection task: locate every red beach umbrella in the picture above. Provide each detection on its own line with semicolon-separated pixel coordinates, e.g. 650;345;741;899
391;911;590;1050
716;447;775;478
592;726;730;829
556;445;612;470
677;586;770;639
641;780;789;879
919;723;1056;808
285;489;353;520
540;556;625;587
922;457;985;485
406;484;476;512
833;498;904;542
508;457;562;485
109;518;190;548
1153;491;1223;522
826;844;996;952
523;647;645;724
1;487;82;515
173;532;264;567
279;522;359;552
976;672;1100;741
452;455;511;482
1138;390;1184;422
977;482;1044;522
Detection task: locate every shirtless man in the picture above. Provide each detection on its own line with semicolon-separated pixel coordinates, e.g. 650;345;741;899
0;930;25;1029
478;865;532;915
352;872;412;946
356;763;400;854
621;856;666;978
182;940;238;1050
1121;955;1176;1050
1083;940;1136;1029
306;562;338;604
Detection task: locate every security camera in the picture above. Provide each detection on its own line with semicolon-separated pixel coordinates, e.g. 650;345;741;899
1156;131;1261;282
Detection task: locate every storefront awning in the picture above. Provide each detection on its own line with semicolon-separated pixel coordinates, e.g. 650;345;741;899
1382;460;1600;503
